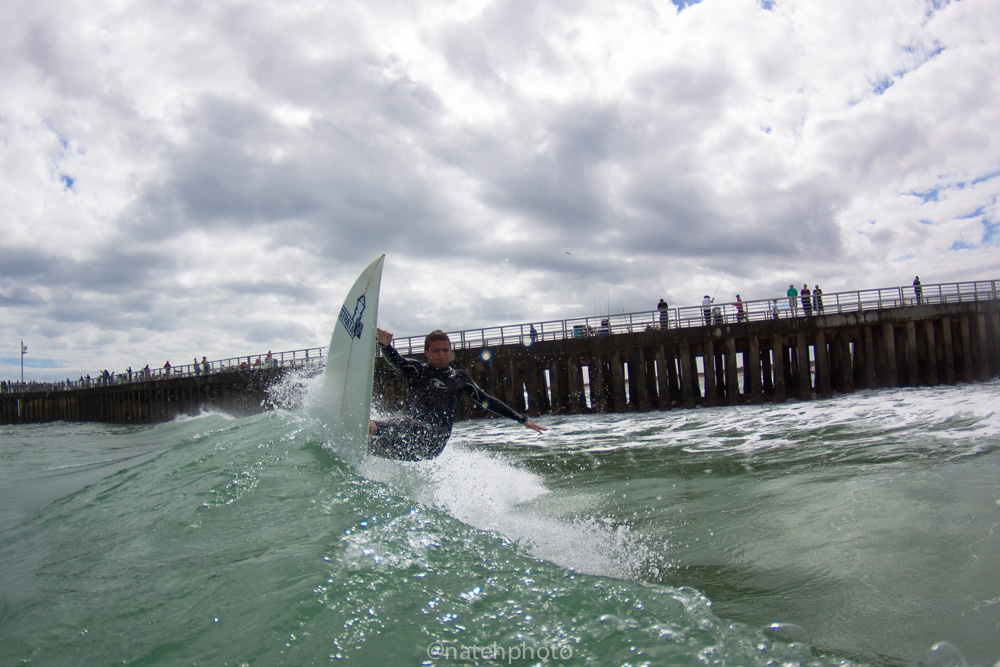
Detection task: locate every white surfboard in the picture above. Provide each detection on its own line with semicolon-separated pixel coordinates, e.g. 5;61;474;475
318;254;385;456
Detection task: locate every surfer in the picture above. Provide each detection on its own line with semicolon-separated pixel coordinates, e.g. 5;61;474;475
368;328;547;461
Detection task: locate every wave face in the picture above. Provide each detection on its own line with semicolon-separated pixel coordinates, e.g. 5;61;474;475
1;379;999;666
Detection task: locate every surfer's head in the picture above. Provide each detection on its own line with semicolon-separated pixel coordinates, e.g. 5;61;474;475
424;330;452;369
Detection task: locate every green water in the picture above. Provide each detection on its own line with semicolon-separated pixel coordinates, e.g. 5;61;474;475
1;379;999;666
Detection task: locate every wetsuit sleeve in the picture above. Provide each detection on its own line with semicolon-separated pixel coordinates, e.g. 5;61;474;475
378;342;423;380
457;371;527;424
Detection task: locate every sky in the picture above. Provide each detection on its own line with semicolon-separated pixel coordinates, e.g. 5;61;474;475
1;0;998;382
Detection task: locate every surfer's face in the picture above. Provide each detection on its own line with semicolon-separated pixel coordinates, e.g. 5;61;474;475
424;340;452;369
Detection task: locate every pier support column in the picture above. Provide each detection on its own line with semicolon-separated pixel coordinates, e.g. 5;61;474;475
987;310;1000;378
922;320;938;385
631;347;651;411
725;337;740;405
861;326;877;389
567;355;585;412
795;332;811;399
703;340;717;407
666;351;681;404
509;359;527;413
547;358;566;414
881;323;899;387
905;321;919;386
491;353;510;406
526;359;546;415
973;314;990;381
610;351;627;412
747;335;763;403
642;351;659;410
679;342;695;408
654;346;672;410
771;334;786;402
940;317;956;384
837;333;854;394
814;330;833;398
714;349;726;402
761;344;774;394
959;317;974;383
589;355;607;413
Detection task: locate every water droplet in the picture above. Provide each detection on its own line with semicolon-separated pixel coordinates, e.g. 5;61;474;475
763;622;809;645
913;641;968;667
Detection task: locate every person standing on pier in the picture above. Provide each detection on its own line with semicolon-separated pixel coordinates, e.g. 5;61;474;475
787;284;799;316
369;328;546;461
813;285;824;314
801;284;812;316
702;295;713;325
913;276;922;304
657;299;669;328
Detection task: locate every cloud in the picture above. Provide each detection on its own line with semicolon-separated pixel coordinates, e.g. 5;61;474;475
1;0;998;381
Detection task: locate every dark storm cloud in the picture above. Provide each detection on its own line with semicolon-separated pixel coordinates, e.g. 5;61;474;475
0;244;173;295
122;67;466;264
469;103;623;232
0;246;51;281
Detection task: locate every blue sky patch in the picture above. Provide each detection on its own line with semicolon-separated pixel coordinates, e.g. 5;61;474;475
971;170;1000;186
909;188;939;203
671;0;702;11
958;206;985;220
0;357;64;369
60;174;75;190
872;77;894;96
983;218;998;245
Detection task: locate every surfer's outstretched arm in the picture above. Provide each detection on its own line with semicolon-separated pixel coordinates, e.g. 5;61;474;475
461;374;547;434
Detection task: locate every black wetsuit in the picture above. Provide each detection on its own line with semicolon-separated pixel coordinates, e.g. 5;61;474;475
370;342;527;461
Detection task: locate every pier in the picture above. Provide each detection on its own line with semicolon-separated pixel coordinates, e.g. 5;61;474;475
1;367;288;426
2;279;998;425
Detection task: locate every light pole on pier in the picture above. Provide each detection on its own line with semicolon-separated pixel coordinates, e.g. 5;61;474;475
20;340;27;384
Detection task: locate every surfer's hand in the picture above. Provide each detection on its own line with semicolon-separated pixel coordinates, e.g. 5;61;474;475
523;420;547;433
376;328;393;345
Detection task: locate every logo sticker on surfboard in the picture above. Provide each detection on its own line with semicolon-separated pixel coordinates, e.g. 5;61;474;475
338;295;367;339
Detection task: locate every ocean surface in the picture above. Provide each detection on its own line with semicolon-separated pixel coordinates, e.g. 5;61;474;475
1;376;999;667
